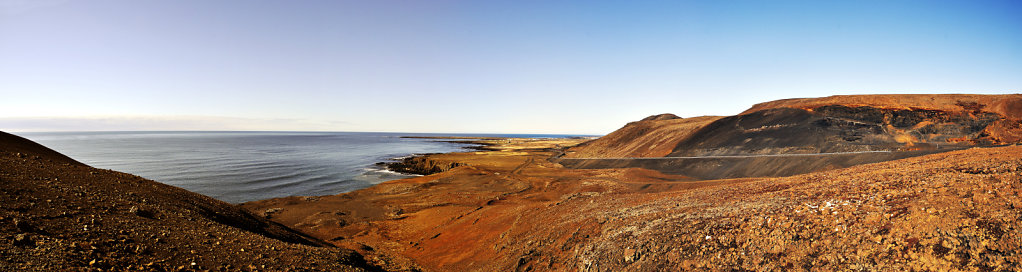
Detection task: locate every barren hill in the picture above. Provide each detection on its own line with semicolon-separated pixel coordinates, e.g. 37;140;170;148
0;132;378;271
561;94;1022;179
564;115;723;158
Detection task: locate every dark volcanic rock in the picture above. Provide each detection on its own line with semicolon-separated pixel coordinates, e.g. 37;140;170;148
13;218;32;233
669;105;1004;157
12;234;33;247
386;155;466;175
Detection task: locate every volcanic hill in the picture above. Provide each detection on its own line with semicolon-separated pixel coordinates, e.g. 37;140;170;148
560;94;1022;179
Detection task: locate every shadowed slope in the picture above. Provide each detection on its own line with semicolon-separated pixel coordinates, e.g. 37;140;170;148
0;132;81;165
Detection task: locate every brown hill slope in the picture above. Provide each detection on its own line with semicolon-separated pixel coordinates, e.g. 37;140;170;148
563;115;723;158
0;132;378;271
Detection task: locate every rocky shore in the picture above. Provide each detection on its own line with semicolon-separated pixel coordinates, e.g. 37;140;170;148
381;155;466;176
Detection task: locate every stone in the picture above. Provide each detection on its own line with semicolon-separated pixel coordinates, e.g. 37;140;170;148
624;248;637;262
130;206;153;218
13;218;33;232
13;233;33;246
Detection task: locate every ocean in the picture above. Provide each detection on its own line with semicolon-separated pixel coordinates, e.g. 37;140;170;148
14;131;585;203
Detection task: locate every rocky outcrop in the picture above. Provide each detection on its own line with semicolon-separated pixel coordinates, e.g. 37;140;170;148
386;155;466;175
743;94;1022;144
669;104;1009;157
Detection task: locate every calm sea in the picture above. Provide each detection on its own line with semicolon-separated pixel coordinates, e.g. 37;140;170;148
14;131;585;203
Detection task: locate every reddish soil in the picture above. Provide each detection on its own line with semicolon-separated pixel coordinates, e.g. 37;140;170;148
243;94;1022;271
0;132;378;271
246;138;1022;271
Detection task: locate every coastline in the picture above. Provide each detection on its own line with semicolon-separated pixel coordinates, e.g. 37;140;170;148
379;136;601;176
378;137;521;176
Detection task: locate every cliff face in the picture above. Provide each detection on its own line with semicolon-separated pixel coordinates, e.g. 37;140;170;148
669;104;1007;157
0;132;376;271
735;94;1022;147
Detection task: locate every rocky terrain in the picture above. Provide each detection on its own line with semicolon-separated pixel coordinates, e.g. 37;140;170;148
244;94;1022;271
5;94;1022;271
0;132;379;271
246;136;1022;271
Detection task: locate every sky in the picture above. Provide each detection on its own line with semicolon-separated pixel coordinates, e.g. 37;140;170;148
1;0;1020;134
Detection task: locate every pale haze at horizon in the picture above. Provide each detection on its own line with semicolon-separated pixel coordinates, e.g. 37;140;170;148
1;1;1020;134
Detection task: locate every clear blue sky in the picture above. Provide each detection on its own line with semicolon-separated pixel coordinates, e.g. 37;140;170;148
2;0;1020;134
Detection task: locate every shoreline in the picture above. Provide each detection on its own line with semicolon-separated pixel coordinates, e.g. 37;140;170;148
379;137;558;176
378;137;502;176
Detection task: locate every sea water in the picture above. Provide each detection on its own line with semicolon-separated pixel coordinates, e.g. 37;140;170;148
15;131;583;203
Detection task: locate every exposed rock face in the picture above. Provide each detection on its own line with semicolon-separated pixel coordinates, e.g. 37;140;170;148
743;94;1022;144
0;132;377;271
670;105;1006;156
